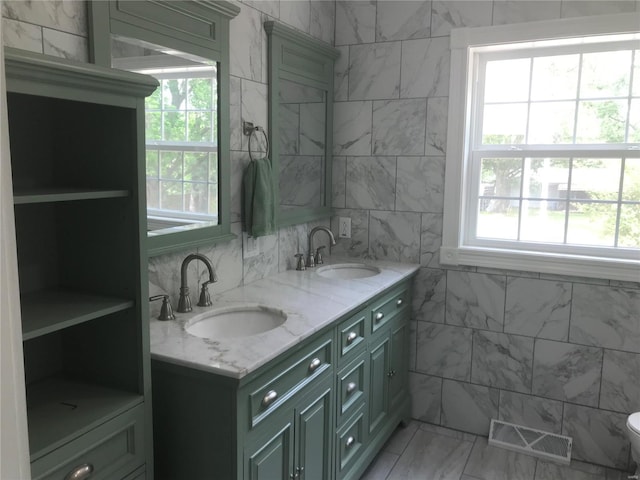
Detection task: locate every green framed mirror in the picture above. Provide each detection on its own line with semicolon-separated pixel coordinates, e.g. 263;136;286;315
88;1;239;256
264;21;340;228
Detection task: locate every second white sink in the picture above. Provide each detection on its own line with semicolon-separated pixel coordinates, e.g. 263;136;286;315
185;305;287;339
316;263;381;280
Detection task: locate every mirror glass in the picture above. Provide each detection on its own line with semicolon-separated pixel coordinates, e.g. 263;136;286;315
278;78;327;212
111;36;220;234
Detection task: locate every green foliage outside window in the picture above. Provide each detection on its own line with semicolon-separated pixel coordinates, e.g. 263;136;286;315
145;73;219;216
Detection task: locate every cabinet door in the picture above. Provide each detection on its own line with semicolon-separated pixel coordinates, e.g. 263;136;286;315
296;386;333;480
245;420;295;480
368;335;390;436
389;319;409;410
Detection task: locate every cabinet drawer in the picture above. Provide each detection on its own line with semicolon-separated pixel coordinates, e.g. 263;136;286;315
371;285;409;335
248;333;332;429
336;406;365;480
337;308;367;365
31;404;145;480
336;354;367;426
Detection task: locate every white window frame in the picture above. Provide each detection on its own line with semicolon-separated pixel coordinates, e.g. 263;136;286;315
441;13;640;282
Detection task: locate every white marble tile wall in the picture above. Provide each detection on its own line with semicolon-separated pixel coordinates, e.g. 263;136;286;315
410;268;640;470
6;0;640;472
331;0;640;472
2;0;87;61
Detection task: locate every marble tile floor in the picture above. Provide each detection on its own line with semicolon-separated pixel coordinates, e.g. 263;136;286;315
361;421;631;480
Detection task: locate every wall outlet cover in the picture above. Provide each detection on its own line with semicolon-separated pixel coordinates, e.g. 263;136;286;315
339;217;351;238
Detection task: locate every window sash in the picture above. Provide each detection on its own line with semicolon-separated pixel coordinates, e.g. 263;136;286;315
472;42;640;149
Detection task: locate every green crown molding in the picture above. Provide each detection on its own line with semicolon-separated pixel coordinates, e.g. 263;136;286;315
199;0;241;19
264;21;340;60
4;47;158;100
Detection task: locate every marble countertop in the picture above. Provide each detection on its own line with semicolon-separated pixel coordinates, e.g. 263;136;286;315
149;258;419;380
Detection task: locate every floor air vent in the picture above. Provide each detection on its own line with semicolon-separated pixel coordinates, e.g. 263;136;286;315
488;419;572;465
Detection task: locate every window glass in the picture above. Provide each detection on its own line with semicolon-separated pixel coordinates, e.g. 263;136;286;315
530;54;579;101
482;104;528;144
579;50;631;99
528;102;575;144
484;58;530;102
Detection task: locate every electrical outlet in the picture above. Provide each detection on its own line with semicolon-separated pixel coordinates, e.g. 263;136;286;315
243;232;260;258
338;217;351;238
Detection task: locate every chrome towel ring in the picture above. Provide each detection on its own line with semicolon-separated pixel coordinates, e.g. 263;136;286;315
243;121;270;161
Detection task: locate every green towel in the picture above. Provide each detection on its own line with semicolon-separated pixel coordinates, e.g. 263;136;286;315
242;156;276;237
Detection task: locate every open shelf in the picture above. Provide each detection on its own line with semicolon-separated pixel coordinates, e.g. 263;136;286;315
6;48;155;476
21;290;134;341
27;378;143;461
14;188;130;205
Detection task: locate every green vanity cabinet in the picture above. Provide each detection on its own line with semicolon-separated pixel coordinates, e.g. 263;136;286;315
340;283;412;480
243;375;334;480
151;278;413;480
5;49;157;478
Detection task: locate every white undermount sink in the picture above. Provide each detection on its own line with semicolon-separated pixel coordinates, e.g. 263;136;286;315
185;305;287;339
315;263;381;280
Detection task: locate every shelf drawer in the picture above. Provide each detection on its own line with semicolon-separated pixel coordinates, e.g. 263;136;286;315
336;353;367;427
336;405;366;480
337;308;367;366
248;332;333;429
370;285;409;335
31;404;145;480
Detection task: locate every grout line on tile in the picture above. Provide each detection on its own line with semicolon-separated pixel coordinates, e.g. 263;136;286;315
461;430;482;479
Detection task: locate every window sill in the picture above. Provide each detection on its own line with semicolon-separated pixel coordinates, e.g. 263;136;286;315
440;246;640;282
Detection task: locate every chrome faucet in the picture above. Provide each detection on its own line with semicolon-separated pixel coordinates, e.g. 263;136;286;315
307;226;336;268
177;253;218;313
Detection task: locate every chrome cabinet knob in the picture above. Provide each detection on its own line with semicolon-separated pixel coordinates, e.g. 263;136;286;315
308;358;322;372
290;466;305;480
375;311;384;322
396;298;403;306
346;331;358;344
346;382;357;394
65;464;94;480
262;390;278;407
345;436;355;448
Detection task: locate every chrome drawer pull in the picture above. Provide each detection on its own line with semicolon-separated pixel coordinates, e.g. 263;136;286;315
346;382;357;394
65;463;94;480
262;390;278;407
375;311;384;322
308;357;322;372
396;298;403;307
346;331;358;344
345;436;355;448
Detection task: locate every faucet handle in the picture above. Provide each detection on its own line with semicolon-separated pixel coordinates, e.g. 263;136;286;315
149;295;176;321
315;246;326;265
197;282;213;307
295;253;306;271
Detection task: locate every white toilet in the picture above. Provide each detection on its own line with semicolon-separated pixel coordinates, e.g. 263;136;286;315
628;412;640;476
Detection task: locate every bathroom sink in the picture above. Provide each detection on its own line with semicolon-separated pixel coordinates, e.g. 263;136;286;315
315;263;381;280
185;305;287;339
